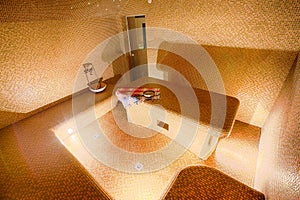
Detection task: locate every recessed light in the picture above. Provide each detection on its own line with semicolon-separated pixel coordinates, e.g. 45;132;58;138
67;128;74;134
135;162;143;171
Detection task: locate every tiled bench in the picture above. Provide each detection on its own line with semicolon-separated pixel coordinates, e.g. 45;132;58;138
125;78;240;159
163;165;265;199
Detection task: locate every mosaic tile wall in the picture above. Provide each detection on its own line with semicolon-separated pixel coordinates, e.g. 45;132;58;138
157;46;298;127
204;47;298;126
143;0;300;51
0;0;299;128
254;54;300;199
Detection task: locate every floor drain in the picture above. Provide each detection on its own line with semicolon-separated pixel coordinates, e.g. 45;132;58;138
135;162;143;171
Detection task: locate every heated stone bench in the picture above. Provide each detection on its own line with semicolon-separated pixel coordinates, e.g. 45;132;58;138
163;166;265;199
124;78;240;159
73;76;239;160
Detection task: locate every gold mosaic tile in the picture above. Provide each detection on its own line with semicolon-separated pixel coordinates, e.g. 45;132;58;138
0;0;299;129
163;166;265;199
255;54;300;199
56;92;259;198
0;116;112;200
157;46;298;127
204;120;262;187
0;77;262;199
1;1;298;197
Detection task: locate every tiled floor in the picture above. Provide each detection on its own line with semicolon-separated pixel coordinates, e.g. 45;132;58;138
55;97;261;200
55;102;205;199
0;80;262;199
0;103;112;199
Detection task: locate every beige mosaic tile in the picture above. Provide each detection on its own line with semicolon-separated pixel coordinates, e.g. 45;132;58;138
1;0;299;129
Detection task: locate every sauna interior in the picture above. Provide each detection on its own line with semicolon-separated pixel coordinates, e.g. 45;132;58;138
0;0;299;199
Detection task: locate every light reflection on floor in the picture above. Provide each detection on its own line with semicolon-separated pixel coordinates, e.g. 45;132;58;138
54;104;261;200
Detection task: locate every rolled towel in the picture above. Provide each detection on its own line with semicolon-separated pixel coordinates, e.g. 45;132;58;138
115;90;139;108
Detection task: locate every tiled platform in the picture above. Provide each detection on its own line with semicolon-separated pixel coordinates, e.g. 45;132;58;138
55;97;261;199
163;166;265;199
0;78;262;199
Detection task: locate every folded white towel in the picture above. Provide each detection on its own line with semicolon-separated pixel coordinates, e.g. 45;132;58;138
115;90;139;108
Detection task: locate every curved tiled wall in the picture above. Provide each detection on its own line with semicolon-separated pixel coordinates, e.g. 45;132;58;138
157;46;297;127
0;0;299;128
254;54;300;199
